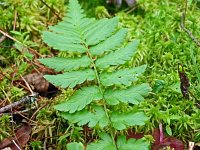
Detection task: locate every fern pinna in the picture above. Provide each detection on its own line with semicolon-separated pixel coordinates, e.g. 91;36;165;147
39;0;151;149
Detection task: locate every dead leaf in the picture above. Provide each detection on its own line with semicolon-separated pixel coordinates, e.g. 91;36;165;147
14;67;57;97
23;72;49;94
0;123;31;150
178;63;190;99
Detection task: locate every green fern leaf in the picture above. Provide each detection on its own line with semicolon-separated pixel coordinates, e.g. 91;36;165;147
41;0;88;53
96;40;139;69
54;86;102;113
84;17;118;45
111;112;148;130
87;134;149;150
67;0;85;26
67;142;84;150
44;69;95;88
104;83;151;105
117;136;150;150
60;106;109;127
87;133;116;150
90;29;128;56
42;31;86;53
100;65;147;86
38;56;90;72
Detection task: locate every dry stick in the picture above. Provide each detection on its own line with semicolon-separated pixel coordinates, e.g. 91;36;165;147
0;35;6;43
20;75;34;95
180;0;200;47
13;10;17;31
0;106;36;116
29;103;48;121
0;93;38;114
39;0;62;20
12;140;22;150
0;29;19;43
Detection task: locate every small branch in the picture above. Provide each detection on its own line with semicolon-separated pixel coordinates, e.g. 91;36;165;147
20;75;34;95
12;140;22;150
0;106;37;116
13;10;17;31
0;93;38;114
0;29;20;44
0;35;6;43
180;0;200;47
39;0;62;20
159;122;163;143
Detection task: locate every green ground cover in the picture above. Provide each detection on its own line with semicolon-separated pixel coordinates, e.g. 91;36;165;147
0;0;200;149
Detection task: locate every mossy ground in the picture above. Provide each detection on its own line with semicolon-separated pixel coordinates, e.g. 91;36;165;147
0;0;200;148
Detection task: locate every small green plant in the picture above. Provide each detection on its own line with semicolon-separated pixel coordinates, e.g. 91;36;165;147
39;0;151;149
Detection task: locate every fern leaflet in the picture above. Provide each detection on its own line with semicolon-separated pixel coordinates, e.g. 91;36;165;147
110;112;148;130
117;136;150;150
60;105;109;127
100;65;147;86
96;40;139;69
38;56;90;72
67;142;84;150
87;133;116;150
104;83;151;105
90;29;128;56
54;86;102;113
44;69;95;88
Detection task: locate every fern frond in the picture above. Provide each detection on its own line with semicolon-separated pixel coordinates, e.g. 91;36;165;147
41;0;151;146
111;112;148;130
38;56;90;72
54;86;102;113
84;17;118;45
90;29;128;56
87;133;116;150
44;69;95;88
104;83;151;105
117;136;150;150
60;106;109;127
100;65;147;87
96;40;139;69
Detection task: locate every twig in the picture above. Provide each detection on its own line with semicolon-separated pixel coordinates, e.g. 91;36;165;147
126;6;136;14
0;29;20;44
13;10;17;31
20;75;34;95
39;0;61;20
159;122;163;143
0;93;38;113
29;103;48;121
180;0;200;47
0;106;37;116
12;140;22;150
0;35;6;43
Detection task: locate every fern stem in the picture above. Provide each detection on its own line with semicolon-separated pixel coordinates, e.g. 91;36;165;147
86;47;118;149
